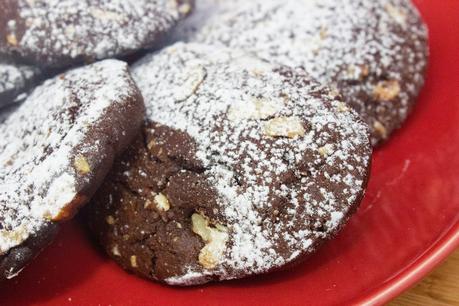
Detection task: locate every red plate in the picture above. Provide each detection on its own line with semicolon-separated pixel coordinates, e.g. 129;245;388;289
1;1;459;305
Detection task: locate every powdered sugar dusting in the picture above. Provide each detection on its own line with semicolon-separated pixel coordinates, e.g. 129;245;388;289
0;61;41;106
0;59;137;254
169;0;235;43
2;0;192;67
133;43;371;283
182;0;428;145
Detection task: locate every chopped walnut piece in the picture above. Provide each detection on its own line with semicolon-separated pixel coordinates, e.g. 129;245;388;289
74;155;91;174
130;255;138;268
112;245;121;256
263;116;305;138
336;102;350;112
373;120;388;139
147;139;156;150
373;80;401;101
154;193;170;212
6;34;18;46
0;227;27;251
177;2;192;15
318;144;334;157
106;215;115;225
385;4;407;25
169;0;192;16
191;213;228;269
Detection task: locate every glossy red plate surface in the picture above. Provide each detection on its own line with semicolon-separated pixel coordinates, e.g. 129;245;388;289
1;1;459;305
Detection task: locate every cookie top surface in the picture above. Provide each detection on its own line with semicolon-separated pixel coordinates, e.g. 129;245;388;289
88;43;371;285
0;0;194;68
185;0;428;145
0;60;41;106
0;59;144;272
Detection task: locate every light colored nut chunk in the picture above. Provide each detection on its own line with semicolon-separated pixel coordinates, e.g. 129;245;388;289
373;80;401;101
336;102;350;112
169;0;191;15
328;86;341;99
106;215;115;225
112;245;121;256
228;96;282;121
174;66;206;101
154;193;170;212
263;116;305;138
0;227;27;253
385;4;407;25
373;120;388;139
318;144;334;157
177;2;192;15
130;255;138;268
74;155;91;174
6;33;17;46
191;213;228;269
147;139;156;150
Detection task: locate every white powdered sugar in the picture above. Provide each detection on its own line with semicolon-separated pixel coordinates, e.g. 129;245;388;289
132;43;371;283
0;61;38;93
2;0;192;66
0;59;137;255
179;0;428;145
169;0;236;43
0;61;41;105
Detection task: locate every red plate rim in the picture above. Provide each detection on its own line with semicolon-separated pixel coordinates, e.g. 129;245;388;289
352;222;459;305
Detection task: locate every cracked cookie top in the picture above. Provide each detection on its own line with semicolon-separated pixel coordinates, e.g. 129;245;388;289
87;43;371;285
0;0;194;68
181;0;428;145
0;59;145;280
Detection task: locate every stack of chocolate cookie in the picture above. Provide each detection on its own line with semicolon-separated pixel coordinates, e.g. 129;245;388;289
0;0;428;286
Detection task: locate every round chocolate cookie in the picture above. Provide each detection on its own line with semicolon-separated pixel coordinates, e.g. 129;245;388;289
184;0;428;146
0;60;42;107
87;43;372;285
0;59;145;280
0;0;194;68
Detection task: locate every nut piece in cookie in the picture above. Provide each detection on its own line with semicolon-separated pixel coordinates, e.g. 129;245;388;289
263;116;306;138
191;213;228;269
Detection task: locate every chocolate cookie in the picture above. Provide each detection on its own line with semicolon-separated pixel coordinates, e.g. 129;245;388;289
0;60;42;107
0;59;145;280
184;0;428;146
87;43;372;285
0;0;194;68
